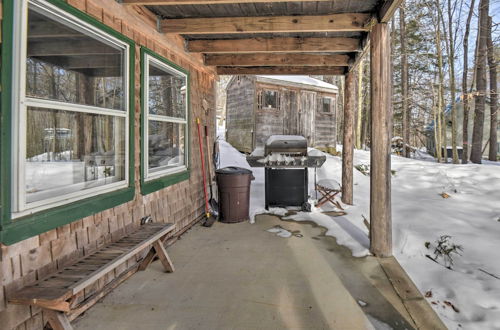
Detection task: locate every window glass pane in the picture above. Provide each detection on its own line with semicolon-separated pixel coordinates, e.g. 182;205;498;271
26;6;125;110
322;98;331;113
264;91;277;109
25;107;126;204
148;61;186;118
148;121;185;172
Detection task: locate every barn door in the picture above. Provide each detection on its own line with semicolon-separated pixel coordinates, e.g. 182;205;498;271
299;91;316;145
284;91;298;135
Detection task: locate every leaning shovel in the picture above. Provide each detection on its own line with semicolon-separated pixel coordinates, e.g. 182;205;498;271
203;125;219;226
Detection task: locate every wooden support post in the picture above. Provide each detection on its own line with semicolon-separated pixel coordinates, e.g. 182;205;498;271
341;71;355;205
370;23;392;257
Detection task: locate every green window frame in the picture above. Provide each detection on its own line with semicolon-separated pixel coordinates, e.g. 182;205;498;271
0;0;136;245
140;47;190;195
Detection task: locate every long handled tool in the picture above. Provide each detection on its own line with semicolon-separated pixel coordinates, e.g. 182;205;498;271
204;125;219;226
196;118;216;226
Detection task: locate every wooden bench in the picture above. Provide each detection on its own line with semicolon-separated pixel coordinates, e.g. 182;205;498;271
8;222;175;330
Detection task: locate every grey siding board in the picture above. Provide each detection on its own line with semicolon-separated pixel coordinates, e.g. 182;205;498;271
226;76;255;153
255;109;284;146
315;93;337;147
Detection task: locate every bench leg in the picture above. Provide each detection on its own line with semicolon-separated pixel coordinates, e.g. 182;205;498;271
138;240;175;273
45;310;73;330
138;248;156;271
153;240;175;273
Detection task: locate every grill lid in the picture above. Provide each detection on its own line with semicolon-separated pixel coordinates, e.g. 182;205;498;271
264;135;307;156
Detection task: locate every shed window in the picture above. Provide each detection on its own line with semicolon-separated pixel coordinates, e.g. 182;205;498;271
322;97;334;113
12;0;130;216
143;54;188;181
263;90;279;109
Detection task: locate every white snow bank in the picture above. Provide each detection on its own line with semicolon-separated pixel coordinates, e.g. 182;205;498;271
347;148;500;330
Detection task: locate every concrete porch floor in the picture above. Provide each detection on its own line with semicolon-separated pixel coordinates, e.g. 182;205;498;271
74;215;442;330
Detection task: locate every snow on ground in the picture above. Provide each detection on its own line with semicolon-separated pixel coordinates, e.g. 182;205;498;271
218;140;500;330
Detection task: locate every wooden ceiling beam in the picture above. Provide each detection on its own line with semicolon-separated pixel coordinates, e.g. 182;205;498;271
205;53;351;67
162;14;371;34
215;66;346;75
187;37;361;53
122;0;331;4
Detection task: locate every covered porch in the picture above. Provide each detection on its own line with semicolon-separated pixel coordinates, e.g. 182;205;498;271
72;0;437;328
123;0;398;257
74;215;443;329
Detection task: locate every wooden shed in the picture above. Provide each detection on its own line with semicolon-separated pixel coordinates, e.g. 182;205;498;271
226;75;338;153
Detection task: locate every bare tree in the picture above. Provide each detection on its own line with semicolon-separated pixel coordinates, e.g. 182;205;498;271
400;3;410;157
487;16;497;161
462;0;475;163
470;0;489;164
434;0;447;162
445;0;459;163
356;58;364;149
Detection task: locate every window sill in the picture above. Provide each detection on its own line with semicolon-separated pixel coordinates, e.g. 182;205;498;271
0;186;135;245
141;170;190;196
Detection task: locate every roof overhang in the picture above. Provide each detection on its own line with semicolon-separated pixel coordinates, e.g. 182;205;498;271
119;0;403;75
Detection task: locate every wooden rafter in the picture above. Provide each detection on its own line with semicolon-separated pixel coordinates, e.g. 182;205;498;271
162;14;371;34
122;0;331;4
215;66;346;75
204;53;351;67
186;37;361;53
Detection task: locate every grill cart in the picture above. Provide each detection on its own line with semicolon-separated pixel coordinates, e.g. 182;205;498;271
246;135;326;211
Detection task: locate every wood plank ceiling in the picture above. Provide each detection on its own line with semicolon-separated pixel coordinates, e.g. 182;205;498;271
120;0;401;75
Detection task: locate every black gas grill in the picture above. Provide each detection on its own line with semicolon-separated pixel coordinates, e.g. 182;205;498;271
246;135;326;211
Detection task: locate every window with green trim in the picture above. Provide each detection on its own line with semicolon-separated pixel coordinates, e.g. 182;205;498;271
11;0;131;218
143;53;188;181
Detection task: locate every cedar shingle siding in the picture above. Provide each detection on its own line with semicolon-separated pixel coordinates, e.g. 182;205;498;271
0;1;215;328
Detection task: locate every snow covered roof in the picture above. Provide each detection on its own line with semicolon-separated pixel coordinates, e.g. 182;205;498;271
255;75;338;93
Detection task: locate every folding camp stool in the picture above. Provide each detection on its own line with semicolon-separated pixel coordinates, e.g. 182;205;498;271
315;179;344;210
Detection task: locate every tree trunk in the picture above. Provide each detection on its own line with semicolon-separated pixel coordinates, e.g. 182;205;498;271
462;0;475;163
434;2;447;162
470;0;489;164
446;0;459;163
432;81;442;161
400;4;410;158
487;16;498;161
356;58;364;149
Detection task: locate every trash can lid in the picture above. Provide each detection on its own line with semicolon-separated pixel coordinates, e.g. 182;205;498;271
216;166;253;175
